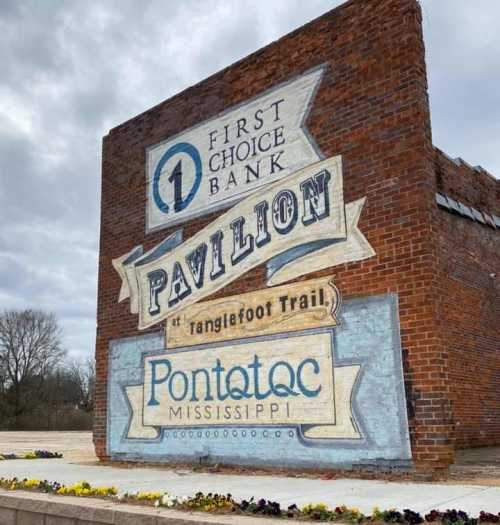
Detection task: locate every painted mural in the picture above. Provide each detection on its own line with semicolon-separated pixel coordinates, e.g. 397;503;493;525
145;66;325;231
108;67;411;468
113;156;375;329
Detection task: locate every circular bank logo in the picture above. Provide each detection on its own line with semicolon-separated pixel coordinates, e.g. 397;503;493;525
152;142;202;215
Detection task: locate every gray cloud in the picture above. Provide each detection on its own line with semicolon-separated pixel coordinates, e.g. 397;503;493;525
420;0;500;174
0;0;498;360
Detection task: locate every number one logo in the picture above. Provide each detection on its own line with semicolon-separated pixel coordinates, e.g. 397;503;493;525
168;159;183;213
152;142;202;215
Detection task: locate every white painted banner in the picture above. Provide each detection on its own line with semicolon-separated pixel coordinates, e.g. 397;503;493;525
146;66;324;231
125;331;360;440
114;156;376;330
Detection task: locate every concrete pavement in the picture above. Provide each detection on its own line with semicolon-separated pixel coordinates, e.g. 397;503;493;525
0;458;499;515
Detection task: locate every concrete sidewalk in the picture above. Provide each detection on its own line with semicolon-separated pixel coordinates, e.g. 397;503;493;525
0;459;499;515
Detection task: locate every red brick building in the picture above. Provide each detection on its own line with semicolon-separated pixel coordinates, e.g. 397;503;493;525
95;0;499;473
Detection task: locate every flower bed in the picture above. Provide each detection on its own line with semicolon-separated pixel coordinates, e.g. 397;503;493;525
0;450;63;460
0;477;499;524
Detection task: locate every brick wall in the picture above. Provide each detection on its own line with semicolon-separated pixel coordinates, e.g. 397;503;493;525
432;149;500;448
95;0;484;471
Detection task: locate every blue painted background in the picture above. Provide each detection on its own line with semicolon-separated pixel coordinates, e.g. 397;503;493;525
107;293;412;468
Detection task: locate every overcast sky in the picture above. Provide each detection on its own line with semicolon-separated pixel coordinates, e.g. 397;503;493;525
0;0;498;360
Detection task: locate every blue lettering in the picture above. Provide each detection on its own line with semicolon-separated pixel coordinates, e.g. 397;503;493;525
254;200;271;247
209;230;225;280
268;361;299;397
148;359;171;406
212;359;228;401
297;358;322;398
300;170;331;226
247;354;271;400
225;365;251;400
168;261;192;307
186;243;207;289
230;216;254;265
147;354;323;406
168;370;189;401
272;189;298;235
190;368;213;402
147;269;167;316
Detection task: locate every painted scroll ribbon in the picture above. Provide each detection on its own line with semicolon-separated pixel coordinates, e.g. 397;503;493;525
125;331;361;441
113;156;375;330
146;66;326;231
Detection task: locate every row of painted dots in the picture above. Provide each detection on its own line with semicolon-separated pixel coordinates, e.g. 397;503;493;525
165;430;296;439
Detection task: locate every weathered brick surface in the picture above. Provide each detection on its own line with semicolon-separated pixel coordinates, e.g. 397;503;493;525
95;0;498;470
432;149;499;449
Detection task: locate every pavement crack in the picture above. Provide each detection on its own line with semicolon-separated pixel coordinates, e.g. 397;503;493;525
418;486;493;513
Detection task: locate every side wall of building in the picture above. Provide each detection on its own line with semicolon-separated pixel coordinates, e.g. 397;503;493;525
433;149;500;448
96;0;456;470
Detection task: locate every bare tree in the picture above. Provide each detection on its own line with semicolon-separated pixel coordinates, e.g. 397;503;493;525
0;309;66;424
67;357;95;412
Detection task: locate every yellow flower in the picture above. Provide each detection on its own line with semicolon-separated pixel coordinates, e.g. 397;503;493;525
301;503;329;514
136;491;162;501
24;479;40;489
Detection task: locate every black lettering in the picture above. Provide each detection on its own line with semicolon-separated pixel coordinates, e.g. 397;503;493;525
236;118;248;138
270;98;285;121
254;108;264;130
270;150;285;174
